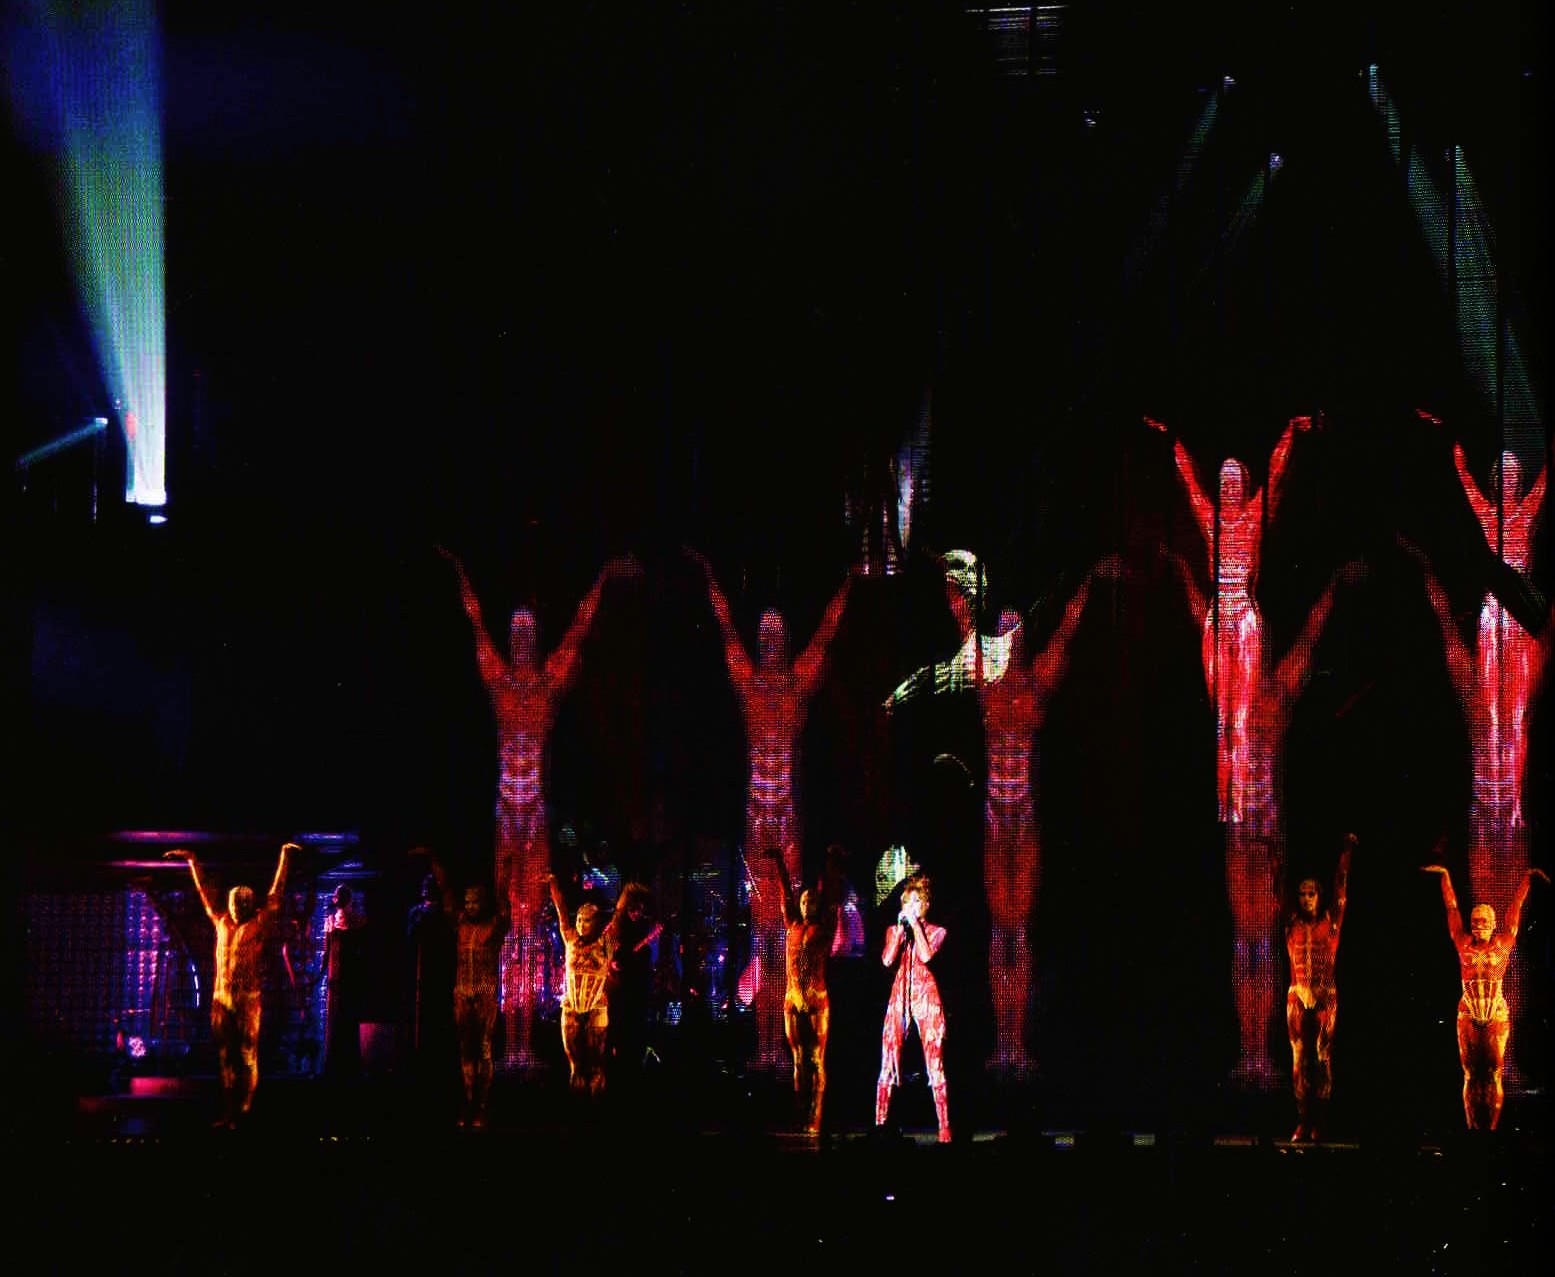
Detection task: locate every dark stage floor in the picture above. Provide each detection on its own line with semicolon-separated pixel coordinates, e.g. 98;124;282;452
13;1067;1553;1276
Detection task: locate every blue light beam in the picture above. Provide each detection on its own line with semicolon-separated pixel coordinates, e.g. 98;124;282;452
15;1;166;506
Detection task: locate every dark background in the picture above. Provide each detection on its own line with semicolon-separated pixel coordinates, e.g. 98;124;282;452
5;2;1552;1134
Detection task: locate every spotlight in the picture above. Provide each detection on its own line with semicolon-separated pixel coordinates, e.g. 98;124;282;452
1222;74;1236;90
1269;152;1284;173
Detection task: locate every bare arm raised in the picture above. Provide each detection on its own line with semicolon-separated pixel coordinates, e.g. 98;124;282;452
1332;833;1355;941
795;569;857;701
545;555;637;698
1032;556;1119;691
266;842;299;914
1273;562;1364;707
1521;462;1548;524
1502;868;1550;947
548;872;577;947
1400;539;1473;706
1156;543;1209;632
437;546;507;690
1171;438;1216;561
686;546;755;694
1264;414;1312;525
1452;443;1495;527
164;847;222;923
1420;862;1465;946
766;846;800;926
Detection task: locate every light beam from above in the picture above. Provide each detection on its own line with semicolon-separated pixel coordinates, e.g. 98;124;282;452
30;0;167;506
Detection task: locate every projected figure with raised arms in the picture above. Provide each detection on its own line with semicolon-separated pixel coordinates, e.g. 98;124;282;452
438;546;635;1070
1421;862;1548;1129
1149;414;1357;1086
686;546;856;1073
886;552;1119;1077
1150;414;1307;826
164;841;297;1128
1284;833;1355;1141
1433;425;1549;879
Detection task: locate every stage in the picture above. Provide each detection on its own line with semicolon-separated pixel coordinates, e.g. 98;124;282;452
9;6;1554;1272
12;1067;1551;1275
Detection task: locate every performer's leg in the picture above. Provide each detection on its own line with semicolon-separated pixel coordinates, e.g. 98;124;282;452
1285;993;1308;1138
876;1009;903;1126
472;997;498;1126
921;1005;950;1143
1458;1014;1481;1129
237;998;263;1117
585;1010;609;1098
1312;998;1337;1138
562;1010;587;1093
784;1001;806;1107
1487;1018;1511;1131
212;1003;239;1126
456;1000;480;1123
810;1001;830;1133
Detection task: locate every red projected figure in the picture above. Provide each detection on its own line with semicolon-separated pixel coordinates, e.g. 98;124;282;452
686;546;856;1072
1151;414;1306;825
1421;863;1548;1129
976;563;1120;1076
1406;539;1553;915
438;546;634;1070
1284;833;1354;1142
1151;414;1348;1086
412;848;510;1127
876;874;951;1143
883;551;1117;1074
164;842;298;1128
548;872;635;1098
1447;437;1548;848
766;844;844;1133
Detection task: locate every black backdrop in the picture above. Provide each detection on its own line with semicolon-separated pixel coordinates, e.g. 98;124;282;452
6;2;1551;1134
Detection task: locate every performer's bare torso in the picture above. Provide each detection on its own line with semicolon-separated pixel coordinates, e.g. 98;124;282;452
457;915;506;1002
785;916;831;1014
1286;915;1339;1010
1455;936;1512;1025
563;929;616;1016
212;914;272;1009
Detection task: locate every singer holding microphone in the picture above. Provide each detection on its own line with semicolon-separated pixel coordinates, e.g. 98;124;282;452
874;873;951;1143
